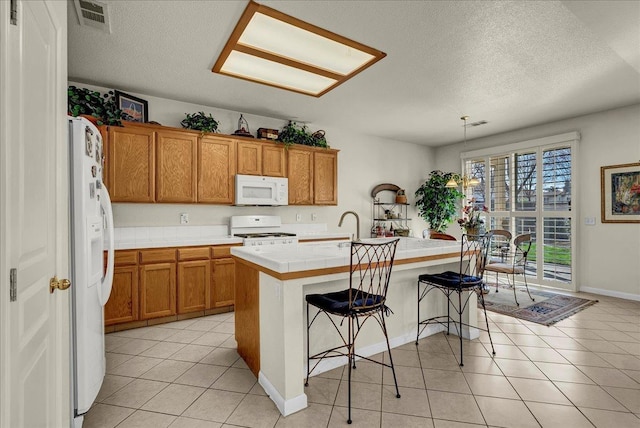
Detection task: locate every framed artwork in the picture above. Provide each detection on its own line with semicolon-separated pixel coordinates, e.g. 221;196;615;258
114;90;148;123
601;162;640;223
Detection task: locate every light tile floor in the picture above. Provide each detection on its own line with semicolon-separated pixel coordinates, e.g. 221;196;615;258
85;291;640;427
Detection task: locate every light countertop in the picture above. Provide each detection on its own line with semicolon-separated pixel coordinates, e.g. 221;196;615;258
231;237;459;274
112;225;352;250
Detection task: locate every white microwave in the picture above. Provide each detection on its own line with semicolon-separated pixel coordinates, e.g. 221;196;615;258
235;174;288;206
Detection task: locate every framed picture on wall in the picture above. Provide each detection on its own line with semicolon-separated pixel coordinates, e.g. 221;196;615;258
114;90;148;123
601;162;640;223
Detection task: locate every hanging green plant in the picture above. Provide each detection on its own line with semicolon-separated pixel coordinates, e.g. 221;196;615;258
180;112;219;133
68;86;123;126
277;121;328;149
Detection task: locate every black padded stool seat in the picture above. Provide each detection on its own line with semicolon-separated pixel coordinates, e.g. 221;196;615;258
306;289;385;315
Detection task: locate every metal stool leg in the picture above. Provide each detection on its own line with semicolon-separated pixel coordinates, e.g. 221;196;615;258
347;315;354;424
381;313;401;399
458;289;464;367
305;303;310;387
479;291;496;356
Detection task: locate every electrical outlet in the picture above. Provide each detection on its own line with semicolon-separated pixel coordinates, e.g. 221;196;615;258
180;213;189;225
296;213;301;222
584;217;596;226
312;213;317;221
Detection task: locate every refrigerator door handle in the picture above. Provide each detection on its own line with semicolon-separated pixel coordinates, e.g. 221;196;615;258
100;184;115;306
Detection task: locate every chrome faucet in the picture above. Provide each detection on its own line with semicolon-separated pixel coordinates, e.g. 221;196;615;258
338;211;360;241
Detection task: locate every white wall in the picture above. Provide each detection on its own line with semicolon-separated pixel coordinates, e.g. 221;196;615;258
435;104;640;299
70;81;435;237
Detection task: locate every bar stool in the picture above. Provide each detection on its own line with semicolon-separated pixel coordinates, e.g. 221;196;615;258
416;232;495;366
305;238;400;424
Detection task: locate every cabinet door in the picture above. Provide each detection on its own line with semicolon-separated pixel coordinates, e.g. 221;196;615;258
314;151;338;205
106;126;155;202
287;148;313;205
262;144;286;177
177;260;210;314
139;263;176;319
237;141;262;176
104;266;139;325
156;130;198;203
198;136;236;204
211;258;235;308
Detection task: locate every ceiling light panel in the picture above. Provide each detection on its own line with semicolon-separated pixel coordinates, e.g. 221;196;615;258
213;0;386;97
239;13;375;75
221;51;337;95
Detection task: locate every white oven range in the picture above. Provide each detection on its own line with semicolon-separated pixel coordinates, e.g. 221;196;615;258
230;215;298;247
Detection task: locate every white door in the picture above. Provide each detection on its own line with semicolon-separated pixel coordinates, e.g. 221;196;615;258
0;1;69;427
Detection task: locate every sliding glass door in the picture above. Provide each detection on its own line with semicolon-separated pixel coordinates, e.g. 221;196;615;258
464;135;577;291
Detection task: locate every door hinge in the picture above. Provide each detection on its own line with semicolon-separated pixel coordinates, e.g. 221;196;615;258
10;268;17;301
10;0;17;25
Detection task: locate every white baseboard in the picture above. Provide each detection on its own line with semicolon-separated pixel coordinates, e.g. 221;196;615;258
258;372;307;417
579;286;640;302
306;324;446;377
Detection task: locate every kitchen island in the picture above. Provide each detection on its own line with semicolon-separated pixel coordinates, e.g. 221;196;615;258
231;237;480;416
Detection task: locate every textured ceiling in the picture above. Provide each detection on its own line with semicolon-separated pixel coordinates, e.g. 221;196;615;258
67;0;640;146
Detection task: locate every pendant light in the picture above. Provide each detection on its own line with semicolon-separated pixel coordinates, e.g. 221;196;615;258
446;116;480;189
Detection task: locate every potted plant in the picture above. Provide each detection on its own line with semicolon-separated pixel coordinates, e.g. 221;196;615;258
277;121;328;149
457;199;489;237
180;111;219;133
415;170;464;233
68;86;123;126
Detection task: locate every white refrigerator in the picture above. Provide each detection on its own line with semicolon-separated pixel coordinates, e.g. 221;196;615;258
68;116;115;425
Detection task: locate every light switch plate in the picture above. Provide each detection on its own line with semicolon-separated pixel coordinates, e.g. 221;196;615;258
585;217;596;225
312;213;317;221
296;213;301;222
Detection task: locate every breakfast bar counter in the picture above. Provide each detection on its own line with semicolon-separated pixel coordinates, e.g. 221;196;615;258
231;237;477;416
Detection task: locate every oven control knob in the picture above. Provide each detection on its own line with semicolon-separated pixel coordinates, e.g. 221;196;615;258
270;240;275;245
258;241;263;245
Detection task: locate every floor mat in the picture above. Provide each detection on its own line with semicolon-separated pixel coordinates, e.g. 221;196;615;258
479;285;598;326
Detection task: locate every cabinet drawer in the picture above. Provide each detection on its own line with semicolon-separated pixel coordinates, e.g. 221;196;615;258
139;248;177;264
178;246;210;261
211;244;241;258
114;250;138;266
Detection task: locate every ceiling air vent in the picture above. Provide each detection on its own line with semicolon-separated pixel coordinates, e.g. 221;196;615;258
468;120;488;127
74;0;111;33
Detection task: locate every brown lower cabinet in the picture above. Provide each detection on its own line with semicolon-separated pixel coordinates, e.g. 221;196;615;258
178;260;210;314
104;244;238;327
105;265;139;326
139;262;177;319
211;258;235;308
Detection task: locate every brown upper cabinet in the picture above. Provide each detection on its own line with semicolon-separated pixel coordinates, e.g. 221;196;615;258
313;150;338;205
287;147;314;205
156;130;198;203
198;135;236;204
287;146;338;206
101;122;336;205
237;140;286;178
105;125;155;202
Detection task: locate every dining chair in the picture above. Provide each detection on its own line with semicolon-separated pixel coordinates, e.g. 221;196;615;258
487;229;513;291
416;232;495;366
425;230;457;240
305;238;400;424
483;233;534;306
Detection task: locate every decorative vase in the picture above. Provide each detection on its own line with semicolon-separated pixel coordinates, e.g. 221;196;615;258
464;226;485;240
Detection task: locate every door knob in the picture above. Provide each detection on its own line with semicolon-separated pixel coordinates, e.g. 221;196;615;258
50;276;71;293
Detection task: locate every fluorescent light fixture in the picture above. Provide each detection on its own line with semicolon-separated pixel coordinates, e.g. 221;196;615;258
213;1;386;97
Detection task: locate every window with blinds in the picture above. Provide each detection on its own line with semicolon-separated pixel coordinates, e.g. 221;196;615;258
462;134;577;290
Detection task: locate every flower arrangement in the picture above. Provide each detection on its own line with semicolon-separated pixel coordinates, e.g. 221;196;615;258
457;199;489;232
